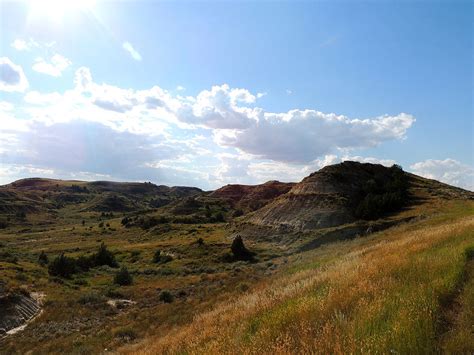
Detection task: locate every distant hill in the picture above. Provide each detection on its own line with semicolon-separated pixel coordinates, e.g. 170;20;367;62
0;162;471;229
210;180;295;212
247;161;473;231
0;178;202;219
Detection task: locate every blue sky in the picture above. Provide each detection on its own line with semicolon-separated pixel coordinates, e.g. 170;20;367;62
0;0;472;190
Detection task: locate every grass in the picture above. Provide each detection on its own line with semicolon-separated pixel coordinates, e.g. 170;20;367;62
0;176;472;354
124;200;474;354
0;205;266;354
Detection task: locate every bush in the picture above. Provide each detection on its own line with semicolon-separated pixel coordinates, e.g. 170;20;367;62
354;164;409;220
121;217;129;226
233;209;244;217
76;254;94;271
113;326;137;342
48;254;77;278
158;290;174;303
104;287;125;299
38;251;48;266
93;242;118;268
213;212;225;222
153;250;172;264
114;266;133;286
231;235;253;261
78;291;105;305
152;249;161;263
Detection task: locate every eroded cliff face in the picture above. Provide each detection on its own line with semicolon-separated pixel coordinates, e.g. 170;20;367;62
0;286;42;337
210;180;295;212
248;161;398;231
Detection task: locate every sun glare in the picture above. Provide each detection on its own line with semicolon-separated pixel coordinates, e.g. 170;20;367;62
28;0;96;21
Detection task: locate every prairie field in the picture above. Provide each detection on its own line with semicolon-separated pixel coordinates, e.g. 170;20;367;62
125;200;474;354
0;176;472;354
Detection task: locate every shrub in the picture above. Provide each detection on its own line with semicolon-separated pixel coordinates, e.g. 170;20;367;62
354;164;409;220
153;250;172;264
158;290;174;303
78;291;105;305
48;254;77;278
197;237;204;246
237;282;249;292
160;254;173;263
114;266;133;286
213;212;225;222
93;242;118;268
233;209;244;217
121;217;129;226
38;251;48;266
76;254;94;271
231;235;253;261
153;250;161;263
104;287;125;299
113;326;137;342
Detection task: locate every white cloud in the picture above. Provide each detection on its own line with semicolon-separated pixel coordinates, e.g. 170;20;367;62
0;57;29;92
32;54;72;77
10;38;52;51
216;110;414;163
11;39;29;51
0;66;418;188
24;91;63;105
122;41;142;61
176;84;259;129
410;159;474;191
286;89;293;95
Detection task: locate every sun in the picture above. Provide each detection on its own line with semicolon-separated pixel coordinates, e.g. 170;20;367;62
28;0;96;22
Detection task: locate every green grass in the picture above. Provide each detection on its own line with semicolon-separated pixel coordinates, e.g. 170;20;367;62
125;200;474;354
1;187;472;354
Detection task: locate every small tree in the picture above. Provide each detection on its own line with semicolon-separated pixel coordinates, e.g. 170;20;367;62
153;250;161;263
158;290;174;303
48;254;76;278
114;266;133;286
213;212;225;222
94;242;118;267
38;251;48;266
231;235;253;261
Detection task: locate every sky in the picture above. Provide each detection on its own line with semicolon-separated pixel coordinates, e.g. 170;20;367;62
0;0;473;190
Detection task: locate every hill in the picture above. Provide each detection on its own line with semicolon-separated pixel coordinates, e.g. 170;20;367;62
0;178;202;227
0;162;472;353
247;161;471;231
210;180;295;213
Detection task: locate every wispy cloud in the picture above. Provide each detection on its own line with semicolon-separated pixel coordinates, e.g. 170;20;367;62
11;38;55;51
122;41;142;61
32;54;72;77
320;35;339;48
410;159;474;191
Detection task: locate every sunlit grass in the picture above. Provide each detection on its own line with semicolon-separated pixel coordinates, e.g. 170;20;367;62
126;200;474;354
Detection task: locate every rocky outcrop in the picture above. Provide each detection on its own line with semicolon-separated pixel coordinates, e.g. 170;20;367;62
210;181;295;212
248;162;401;231
0;290;42;337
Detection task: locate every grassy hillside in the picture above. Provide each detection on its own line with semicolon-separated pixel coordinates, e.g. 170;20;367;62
0;164;472;354
125;200;474;354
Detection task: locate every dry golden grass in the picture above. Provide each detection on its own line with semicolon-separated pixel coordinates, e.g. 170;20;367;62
124;202;474;354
